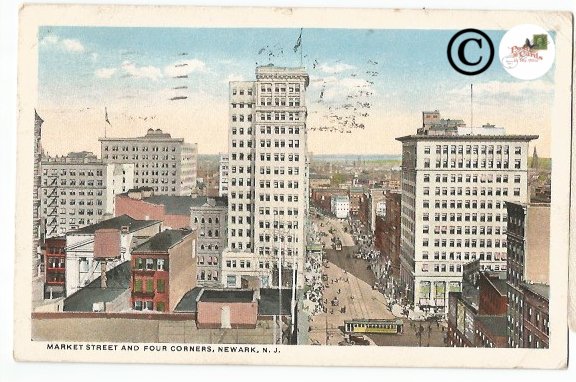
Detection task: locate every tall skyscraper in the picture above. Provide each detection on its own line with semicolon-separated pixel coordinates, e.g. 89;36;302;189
396;111;537;313
221;66;309;289
100;128;197;196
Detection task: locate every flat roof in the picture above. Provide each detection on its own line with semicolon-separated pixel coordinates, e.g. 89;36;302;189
476;315;508;338
132;229;192;253
173;288;293;315
70;215;161;235
258;288;292;316
173;287;203;312
199;289;255;303
522;282;550;300
396;134;539;142
63;261;131;312
121;194;227;215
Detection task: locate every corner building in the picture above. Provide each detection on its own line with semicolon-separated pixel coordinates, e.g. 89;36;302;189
222;66;309;289
396;114;537;313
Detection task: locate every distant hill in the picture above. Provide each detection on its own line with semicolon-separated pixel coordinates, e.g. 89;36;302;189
312;154;401;162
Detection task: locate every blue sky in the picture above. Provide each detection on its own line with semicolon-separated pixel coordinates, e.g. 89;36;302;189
37;26;555;156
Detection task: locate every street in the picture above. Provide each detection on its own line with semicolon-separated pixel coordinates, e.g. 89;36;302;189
306;213;446;347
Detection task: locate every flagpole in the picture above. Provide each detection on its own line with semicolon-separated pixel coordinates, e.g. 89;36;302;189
300;28;303;67
105;107;108;138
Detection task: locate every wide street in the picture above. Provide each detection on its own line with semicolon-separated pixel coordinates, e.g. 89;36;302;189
307;213;446;347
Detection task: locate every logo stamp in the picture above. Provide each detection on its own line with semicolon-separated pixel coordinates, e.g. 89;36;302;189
447;29;494;76
499;25;555;80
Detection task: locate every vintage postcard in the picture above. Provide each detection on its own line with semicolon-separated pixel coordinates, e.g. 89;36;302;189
15;5;573;367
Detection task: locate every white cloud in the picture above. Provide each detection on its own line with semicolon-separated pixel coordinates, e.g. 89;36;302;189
318;62;356;74
121;61;163;81
61;39;85;52
95;68;117;79
91;52;99;61
449;80;553;98
164;59;206;77
40;35;59;45
40;35;85;53
223;74;245;83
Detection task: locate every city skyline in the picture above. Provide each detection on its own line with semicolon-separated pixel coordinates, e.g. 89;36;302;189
38;27;554;157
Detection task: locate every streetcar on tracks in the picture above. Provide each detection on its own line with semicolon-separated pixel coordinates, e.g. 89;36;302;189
344;319;404;335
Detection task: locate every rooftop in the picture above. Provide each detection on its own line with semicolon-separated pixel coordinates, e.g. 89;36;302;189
100;128;184;142
132;229;193;253
63;261;131;312
173;288;293;316
121;193;228;215
199;289;255;303
476;315;508;338
69;215;161;235
522;282;550;300
396;134;539;142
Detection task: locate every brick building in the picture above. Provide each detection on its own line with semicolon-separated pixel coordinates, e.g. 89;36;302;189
478;271;507;315
506;202;550;348
521;283;549;348
43;235;66;299
447;268;508;348
131;229;197;312
115;188;191;229
65;215;162;297
311;187;347;213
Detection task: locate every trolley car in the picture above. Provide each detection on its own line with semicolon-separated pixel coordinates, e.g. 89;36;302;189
344;319;404;335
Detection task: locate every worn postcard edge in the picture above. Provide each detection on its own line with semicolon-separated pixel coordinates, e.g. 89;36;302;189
15;4;573;367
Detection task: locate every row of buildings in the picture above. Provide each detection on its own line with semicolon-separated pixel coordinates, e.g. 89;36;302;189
447;202;550;348
39;65;311;319
39;128;198;240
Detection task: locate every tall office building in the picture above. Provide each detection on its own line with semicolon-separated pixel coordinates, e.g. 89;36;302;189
33;110;44;276
40;151;134;238
221;66;309;289
396;111;537;312
100;128;197;196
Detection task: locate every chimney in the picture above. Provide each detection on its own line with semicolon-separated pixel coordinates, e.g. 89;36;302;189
100;261;107;289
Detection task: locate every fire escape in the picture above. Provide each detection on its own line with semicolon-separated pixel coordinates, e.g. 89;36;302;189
46;172;59;237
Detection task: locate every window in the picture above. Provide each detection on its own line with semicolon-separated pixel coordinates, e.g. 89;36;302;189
156;302;165;312
134;279;142;292
146;259;154;270
157;279;165;293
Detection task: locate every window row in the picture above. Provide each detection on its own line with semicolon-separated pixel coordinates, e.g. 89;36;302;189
259;83;301;93
422;238;507;248
422;224;506;235
424;212;508;222
231;114;253;122
258;112;301;121
43;169;104;177
134;258;167;271
423;173;520;184
104;145;177;152
421;250;507;261
423;158;521;170
258;193;299;202
424;144;518;155
259;126;301;135
133;278;165;293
